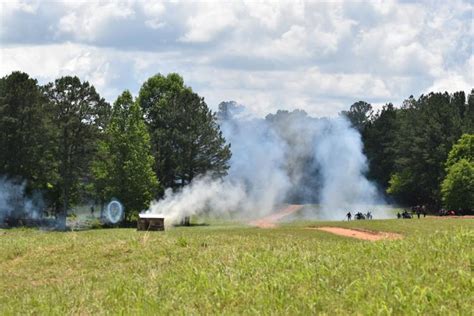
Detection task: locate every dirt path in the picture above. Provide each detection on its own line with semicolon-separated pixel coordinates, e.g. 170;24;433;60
249;204;304;228
314;226;403;241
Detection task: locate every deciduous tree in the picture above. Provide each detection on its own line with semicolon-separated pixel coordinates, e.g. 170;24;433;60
441;159;473;211
138;73;231;190
441;134;474;211
92;91;159;220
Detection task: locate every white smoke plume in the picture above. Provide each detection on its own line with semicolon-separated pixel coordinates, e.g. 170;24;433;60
147;103;387;225
0;176;42;223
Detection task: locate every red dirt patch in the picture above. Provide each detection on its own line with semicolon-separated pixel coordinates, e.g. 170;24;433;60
249;204;304;228
313;226;403;241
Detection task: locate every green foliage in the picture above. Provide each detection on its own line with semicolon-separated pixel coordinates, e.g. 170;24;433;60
89;218;103;229
464;90;474;133
441;159;474;210
92;91;159;220
138;73;231;190
445;134;473;168
354;91;473;207
0;220;472;314
2;69;470;215
387;171;410;195
340;101;373;132
137;72;186;116
441;134;474;210
176;236;189;247
44;76;110;214
385;92;467;206
363;103;397;187
0;72;57;192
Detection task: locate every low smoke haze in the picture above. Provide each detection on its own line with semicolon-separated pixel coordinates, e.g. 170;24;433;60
0;177;42;222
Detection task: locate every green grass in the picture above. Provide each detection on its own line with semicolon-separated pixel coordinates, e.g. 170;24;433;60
0;218;472;315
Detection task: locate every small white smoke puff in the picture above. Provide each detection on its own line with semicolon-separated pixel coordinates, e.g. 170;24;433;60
0;177;42;221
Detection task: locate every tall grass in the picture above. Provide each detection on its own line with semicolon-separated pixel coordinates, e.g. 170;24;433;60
0;218;472;315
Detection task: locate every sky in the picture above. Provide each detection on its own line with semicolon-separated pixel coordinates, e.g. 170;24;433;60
0;0;472;117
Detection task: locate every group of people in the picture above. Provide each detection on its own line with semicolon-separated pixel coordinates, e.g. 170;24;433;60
397;205;427;219
397;210;412;219
438;209;457;216
346;211;372;221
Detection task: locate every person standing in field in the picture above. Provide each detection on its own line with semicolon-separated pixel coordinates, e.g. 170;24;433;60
346;211;352;221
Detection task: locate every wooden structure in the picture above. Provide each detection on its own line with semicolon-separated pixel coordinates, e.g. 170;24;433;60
137;215;164;231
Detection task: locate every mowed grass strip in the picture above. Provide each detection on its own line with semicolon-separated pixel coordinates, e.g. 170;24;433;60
0;219;472;315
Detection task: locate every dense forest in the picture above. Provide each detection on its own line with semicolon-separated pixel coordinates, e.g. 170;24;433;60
342;95;473;211
0;71;472;221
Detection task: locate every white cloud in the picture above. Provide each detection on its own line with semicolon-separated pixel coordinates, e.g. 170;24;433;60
270;25;310;58
243;0;285;30
179;2;239;43
143;2;166;29
0;0;38;14
0;0;472;116
56;2;136;41
0;0;39;37
426;70;472;95
0;43;128;101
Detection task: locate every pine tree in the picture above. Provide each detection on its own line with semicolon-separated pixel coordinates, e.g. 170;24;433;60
45;76;110;219
388;92;465;206
0;72;56;191
363;103;397;188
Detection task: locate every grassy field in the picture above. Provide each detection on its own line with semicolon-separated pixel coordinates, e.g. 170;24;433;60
0;218;472;315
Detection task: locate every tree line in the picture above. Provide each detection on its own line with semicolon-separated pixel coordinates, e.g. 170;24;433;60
342;93;473;211
0;71;230;221
0;71;472;220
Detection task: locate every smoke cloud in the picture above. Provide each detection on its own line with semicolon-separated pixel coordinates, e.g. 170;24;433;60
0;176;43;223
147;103;387;225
